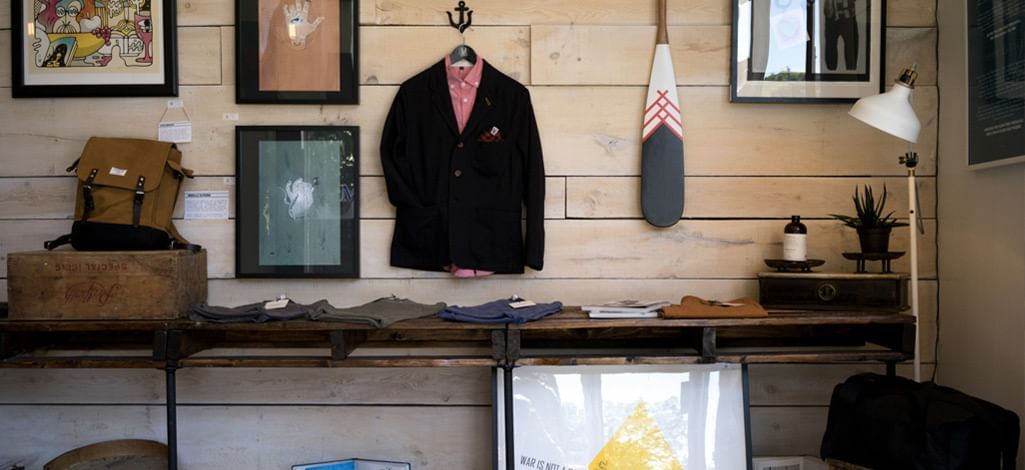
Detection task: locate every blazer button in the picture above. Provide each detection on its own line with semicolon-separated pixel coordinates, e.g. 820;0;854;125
456;142;464;149
454;169;462;177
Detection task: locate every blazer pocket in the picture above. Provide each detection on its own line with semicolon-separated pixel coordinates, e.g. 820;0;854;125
473;141;510;177
394;206;440;258
470;208;523;264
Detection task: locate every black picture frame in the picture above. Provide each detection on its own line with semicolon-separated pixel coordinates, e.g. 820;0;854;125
235;0;358;104
730;0;886;103
236;126;360;278
494;364;753;470
10;0;178;97
966;0;1025;169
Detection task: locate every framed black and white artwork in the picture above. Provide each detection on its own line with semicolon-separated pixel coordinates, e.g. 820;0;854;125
235;126;360;278
731;0;885;103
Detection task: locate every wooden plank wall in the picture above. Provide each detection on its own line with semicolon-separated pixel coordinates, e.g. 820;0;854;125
0;0;937;467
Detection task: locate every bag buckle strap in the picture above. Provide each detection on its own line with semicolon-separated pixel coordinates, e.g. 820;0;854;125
132;175;146;227
44;234;73;250
81;169;98;221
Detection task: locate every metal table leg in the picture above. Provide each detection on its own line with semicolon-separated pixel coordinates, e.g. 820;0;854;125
166;366;178;470
503;365;514;470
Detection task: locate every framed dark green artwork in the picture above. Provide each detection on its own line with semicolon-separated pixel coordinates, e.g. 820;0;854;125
235;125;359;278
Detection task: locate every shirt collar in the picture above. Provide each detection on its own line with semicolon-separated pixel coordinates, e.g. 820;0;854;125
444;54;484;89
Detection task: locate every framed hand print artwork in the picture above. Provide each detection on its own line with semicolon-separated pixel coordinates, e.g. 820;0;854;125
235;0;358;104
10;0;178;97
236;126;360;278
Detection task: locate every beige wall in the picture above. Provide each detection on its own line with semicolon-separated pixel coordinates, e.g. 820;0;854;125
936;0;1025;464
0;0;938;466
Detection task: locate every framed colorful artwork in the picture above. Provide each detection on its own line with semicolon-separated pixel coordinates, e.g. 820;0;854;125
10;0;178;97
730;0;885;103
235;126;360;278
235;0;358;104
495;364;751;470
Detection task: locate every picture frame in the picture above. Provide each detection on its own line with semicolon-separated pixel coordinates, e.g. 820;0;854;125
236;126;360;278
494;364;752;470
235;0;358;104
10;0;178;97
730;0;885;103
966;0;1024;169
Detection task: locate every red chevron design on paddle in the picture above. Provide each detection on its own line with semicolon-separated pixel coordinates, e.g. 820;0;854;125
642;90;683;141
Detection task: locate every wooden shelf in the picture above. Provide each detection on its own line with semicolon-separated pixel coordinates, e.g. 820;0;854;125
0;308;915;470
0;308;915;368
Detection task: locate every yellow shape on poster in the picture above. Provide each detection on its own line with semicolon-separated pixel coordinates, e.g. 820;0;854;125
589;402;684;470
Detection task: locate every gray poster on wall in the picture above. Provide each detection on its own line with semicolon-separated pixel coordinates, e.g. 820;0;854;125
235;126;360;278
967;0;1025;168
258;141;344;267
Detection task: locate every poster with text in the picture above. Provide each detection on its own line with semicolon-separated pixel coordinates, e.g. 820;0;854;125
968;0;1025;168
499;364;749;470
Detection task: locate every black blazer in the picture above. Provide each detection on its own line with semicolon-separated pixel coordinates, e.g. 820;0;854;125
380;60;545;273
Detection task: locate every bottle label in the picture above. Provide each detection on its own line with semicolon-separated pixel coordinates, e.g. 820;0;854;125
783;234;807;261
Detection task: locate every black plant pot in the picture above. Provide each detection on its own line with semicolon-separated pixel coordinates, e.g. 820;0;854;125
856;227;892;253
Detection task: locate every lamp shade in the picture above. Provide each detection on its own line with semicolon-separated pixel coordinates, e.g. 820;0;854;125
849;83;922;143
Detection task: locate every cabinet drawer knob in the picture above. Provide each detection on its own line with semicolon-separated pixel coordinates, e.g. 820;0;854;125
818;283;838;301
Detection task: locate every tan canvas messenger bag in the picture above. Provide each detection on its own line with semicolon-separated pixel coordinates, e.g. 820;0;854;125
45;137;199;251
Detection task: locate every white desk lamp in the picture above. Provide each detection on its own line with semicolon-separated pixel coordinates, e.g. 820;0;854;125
849;65;924;382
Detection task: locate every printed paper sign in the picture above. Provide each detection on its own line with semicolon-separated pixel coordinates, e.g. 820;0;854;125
184;191;230;220
158;121;193;143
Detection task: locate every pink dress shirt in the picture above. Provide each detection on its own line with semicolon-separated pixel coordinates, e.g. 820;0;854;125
444;54;485;133
443;55;493;278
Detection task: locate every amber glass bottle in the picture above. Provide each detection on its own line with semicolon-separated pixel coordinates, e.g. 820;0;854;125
783;215;808;261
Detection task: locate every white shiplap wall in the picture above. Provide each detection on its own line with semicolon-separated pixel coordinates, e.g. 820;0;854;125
0;0;937;467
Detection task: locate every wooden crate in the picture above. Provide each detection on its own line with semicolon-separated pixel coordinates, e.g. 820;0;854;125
7;249;207;320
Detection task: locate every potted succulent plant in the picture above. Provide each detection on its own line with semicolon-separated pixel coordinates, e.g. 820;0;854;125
830;185;907;254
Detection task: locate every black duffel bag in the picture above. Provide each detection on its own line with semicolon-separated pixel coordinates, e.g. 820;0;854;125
821;373;1019;470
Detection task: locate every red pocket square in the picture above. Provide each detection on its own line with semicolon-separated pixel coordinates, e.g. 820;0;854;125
478;130;503;142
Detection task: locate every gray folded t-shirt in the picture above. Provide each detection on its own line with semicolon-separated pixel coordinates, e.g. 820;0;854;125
308;296;447;328
192;296;445;328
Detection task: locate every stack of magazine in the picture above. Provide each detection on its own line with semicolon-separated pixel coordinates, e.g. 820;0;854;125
582;300;671;318
292;458;410;470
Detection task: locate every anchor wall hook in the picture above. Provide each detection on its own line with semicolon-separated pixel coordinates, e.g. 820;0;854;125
447;1;473;34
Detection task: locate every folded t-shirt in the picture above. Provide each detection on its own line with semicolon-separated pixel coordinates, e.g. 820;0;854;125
439;299;563;324
308;296;446;328
190;300;320;323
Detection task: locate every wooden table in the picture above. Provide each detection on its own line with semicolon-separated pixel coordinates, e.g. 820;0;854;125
0;308;914;468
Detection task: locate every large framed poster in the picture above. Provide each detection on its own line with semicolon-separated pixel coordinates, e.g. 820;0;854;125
967;0;1025;168
495;364;751;470
235;126;360;278
10;0;178;97
731;0;885;102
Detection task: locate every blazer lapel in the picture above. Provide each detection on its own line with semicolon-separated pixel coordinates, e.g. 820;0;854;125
429;60;460;137
461;62;498;140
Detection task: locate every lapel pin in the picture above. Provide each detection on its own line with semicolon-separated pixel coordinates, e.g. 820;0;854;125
490;126;500;135
485;97;492;106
